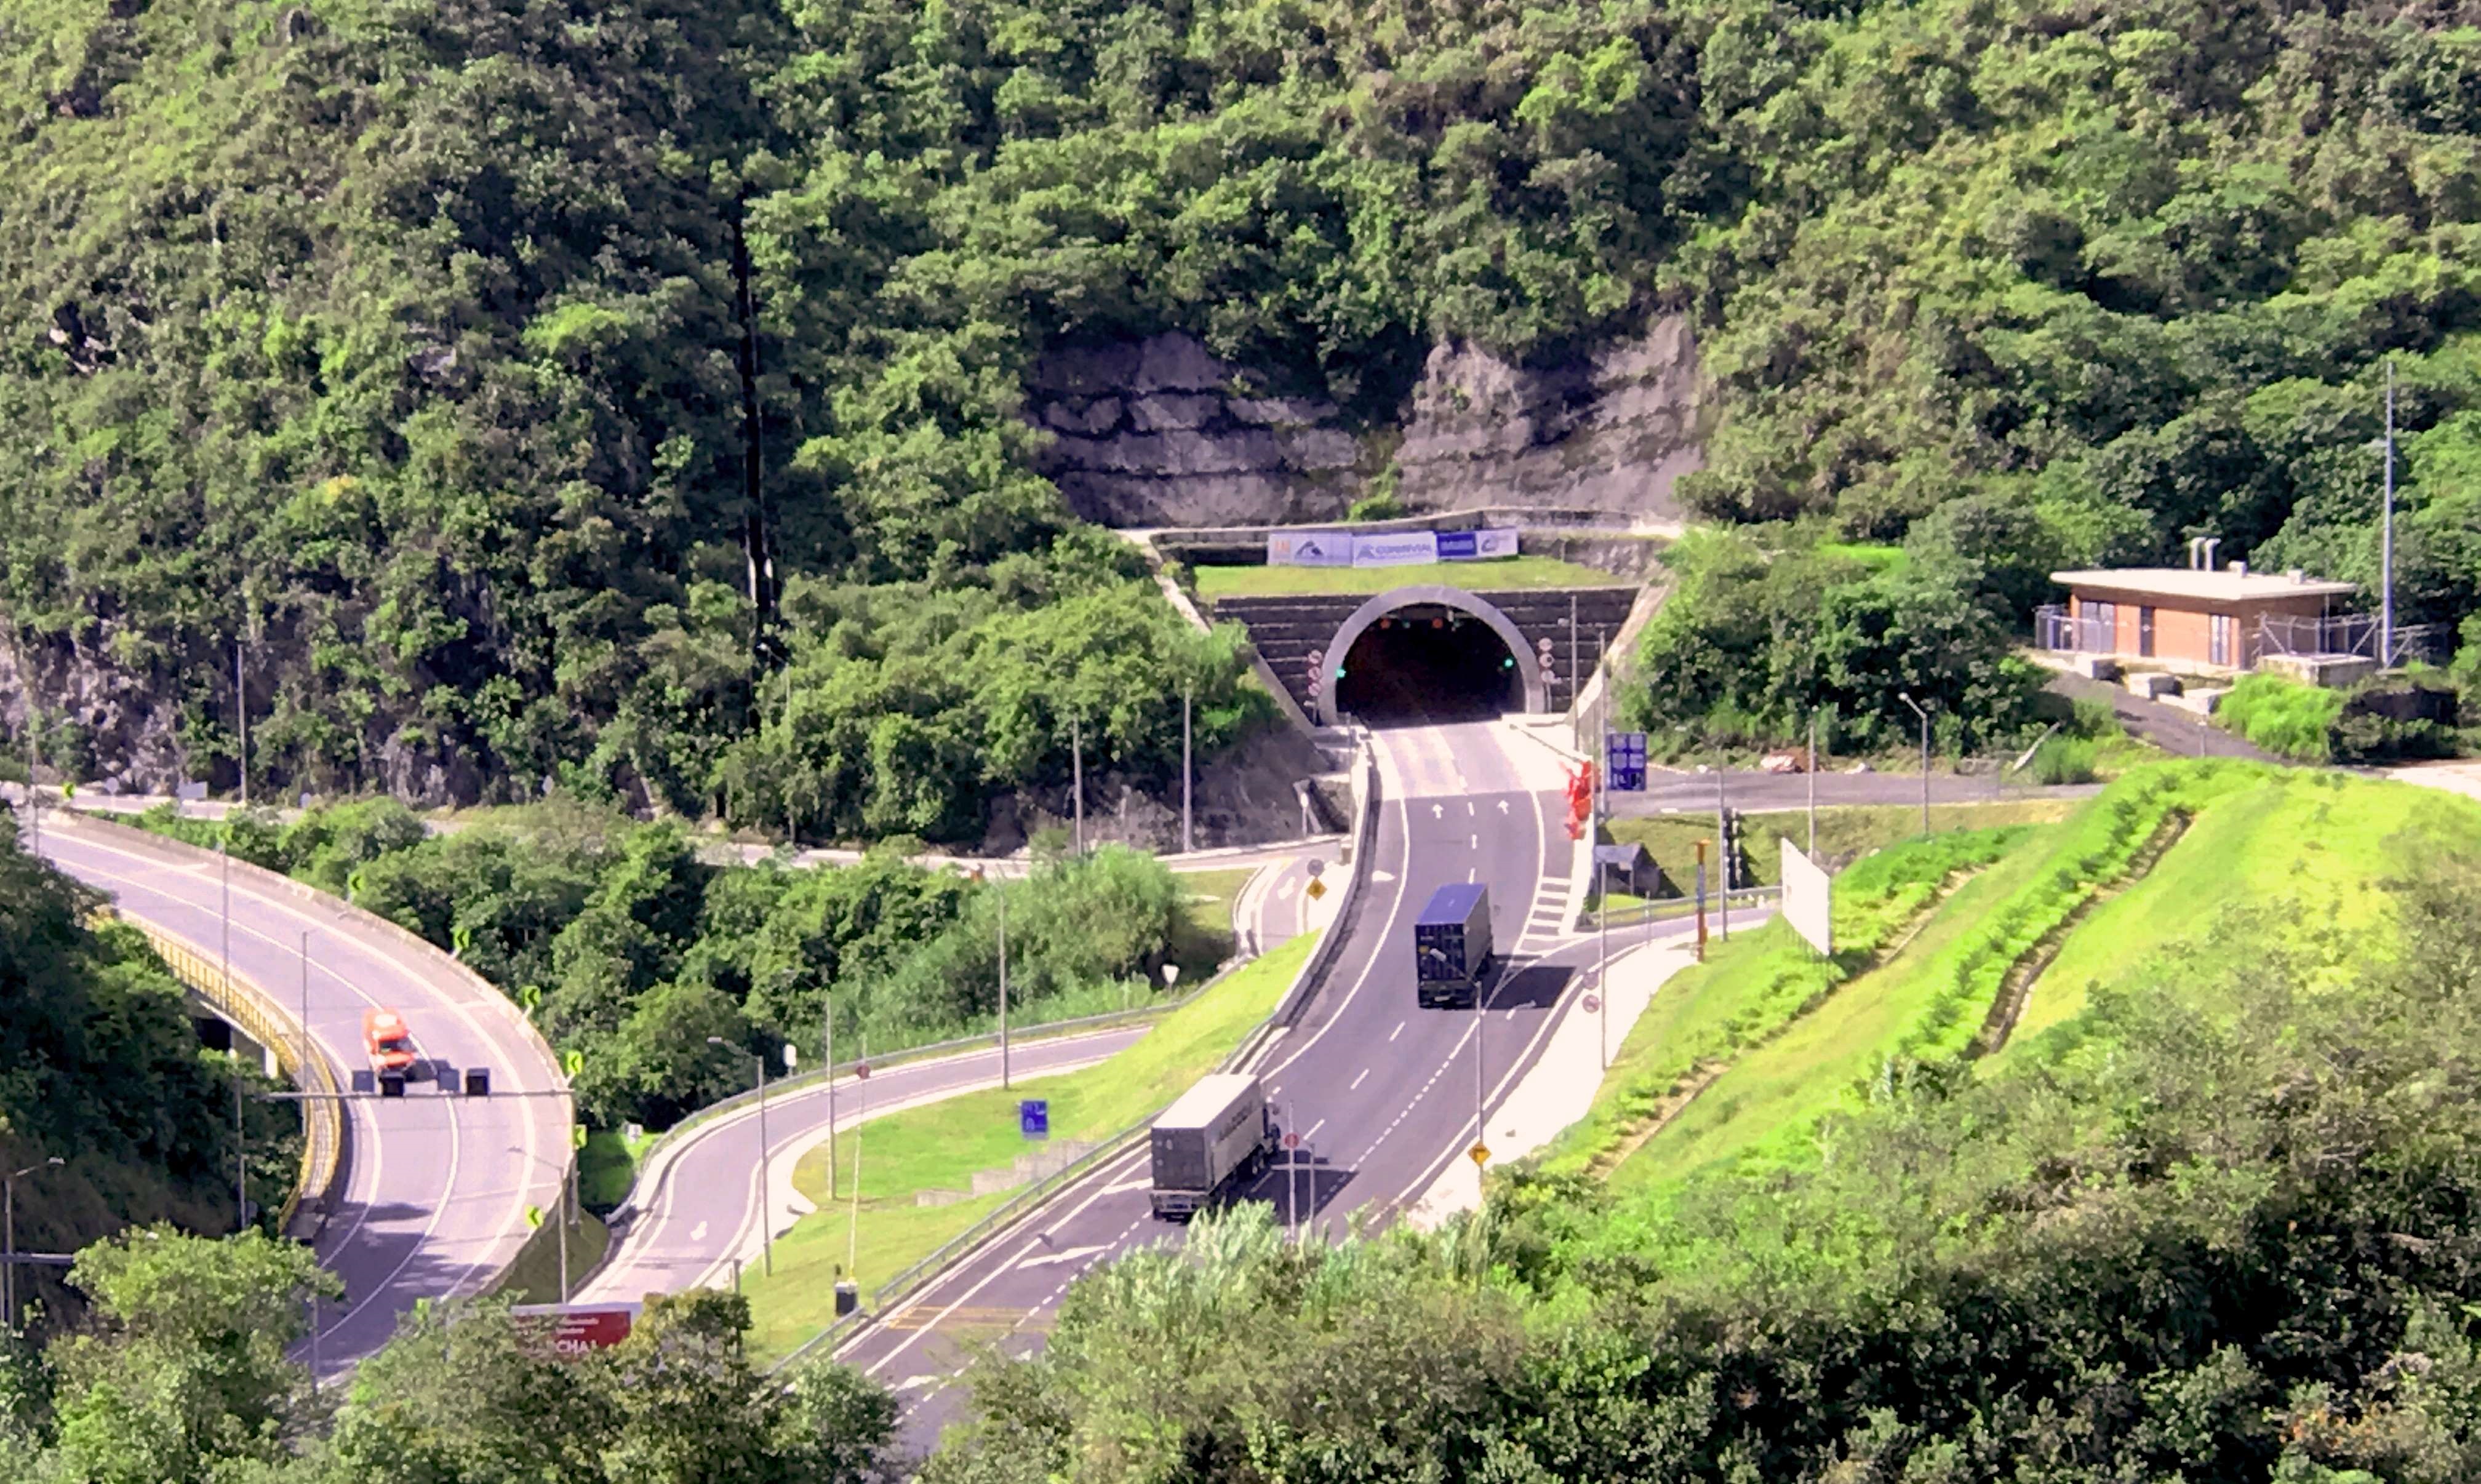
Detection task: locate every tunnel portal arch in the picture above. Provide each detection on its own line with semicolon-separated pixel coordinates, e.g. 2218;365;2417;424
1312;585;1547;727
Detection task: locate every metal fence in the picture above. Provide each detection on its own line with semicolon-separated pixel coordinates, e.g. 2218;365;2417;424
2034;605;2111;655
103;909;345;1239
2256;612;2450;664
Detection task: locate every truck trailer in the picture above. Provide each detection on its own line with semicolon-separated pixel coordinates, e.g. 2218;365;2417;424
1149;1072;1276;1219
1413;882;1493;1008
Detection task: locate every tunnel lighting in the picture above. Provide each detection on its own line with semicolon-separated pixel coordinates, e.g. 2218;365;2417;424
1335;666;1347;678
1502;656;1515;669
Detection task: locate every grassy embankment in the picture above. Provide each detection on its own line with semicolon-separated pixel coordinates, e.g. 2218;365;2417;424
739;929;1318;1362
1190;554;1629;599
1597;799;2079;904
1545;762;2471;1199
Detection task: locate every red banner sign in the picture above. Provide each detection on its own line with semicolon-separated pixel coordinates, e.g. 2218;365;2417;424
510;1302;638;1357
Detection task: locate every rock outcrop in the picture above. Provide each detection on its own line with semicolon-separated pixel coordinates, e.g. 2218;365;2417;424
1027;317;1705;529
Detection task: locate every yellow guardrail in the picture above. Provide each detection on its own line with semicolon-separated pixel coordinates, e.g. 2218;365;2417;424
98;909;346;1237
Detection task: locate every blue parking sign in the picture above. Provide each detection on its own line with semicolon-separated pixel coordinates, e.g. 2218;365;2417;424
1605;731;1648;792
1020;1099;1049;1140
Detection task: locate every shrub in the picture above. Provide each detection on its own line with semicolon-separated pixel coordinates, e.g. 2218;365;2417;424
2029;735;2098;784
2217;674;2342;762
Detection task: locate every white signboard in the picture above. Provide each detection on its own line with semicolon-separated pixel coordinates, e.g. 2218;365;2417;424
1351;531;1439;567
1267;530;1354;567
1780;839;1834;958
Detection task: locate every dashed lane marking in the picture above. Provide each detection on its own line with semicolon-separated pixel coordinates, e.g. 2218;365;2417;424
1350;1067;1369;1090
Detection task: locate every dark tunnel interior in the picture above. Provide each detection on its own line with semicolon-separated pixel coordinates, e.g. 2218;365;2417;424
1333;605;1521;725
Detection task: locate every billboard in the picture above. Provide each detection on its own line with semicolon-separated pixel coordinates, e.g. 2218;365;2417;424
1433;529;1521;561
1780;839;1833;957
511;1302;640;1357
1351;531;1439;567
1266;530;1353;567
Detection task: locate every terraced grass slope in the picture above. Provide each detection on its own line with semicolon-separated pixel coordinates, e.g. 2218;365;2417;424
1551;762;2478;1196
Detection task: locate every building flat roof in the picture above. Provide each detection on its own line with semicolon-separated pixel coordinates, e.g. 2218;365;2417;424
2051;568;2360;602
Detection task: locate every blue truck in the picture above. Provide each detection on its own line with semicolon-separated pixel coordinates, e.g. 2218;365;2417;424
1413;882;1494;1008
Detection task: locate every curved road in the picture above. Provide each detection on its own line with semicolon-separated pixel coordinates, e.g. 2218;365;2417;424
834;717;1600;1455
26;808;569;1372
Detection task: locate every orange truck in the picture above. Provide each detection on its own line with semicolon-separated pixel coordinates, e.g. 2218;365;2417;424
362;1008;417;1076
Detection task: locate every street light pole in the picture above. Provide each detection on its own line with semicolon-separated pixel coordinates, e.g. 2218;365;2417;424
708;1038;772;1277
1899;693;1932;836
1181;682;1194;856
1071;714;1084;856
1716;764;1730;941
1596;856;1610;1071
823;997;837;1200
235;633;248;811
4;1157;63;1333
2383;357;2397;669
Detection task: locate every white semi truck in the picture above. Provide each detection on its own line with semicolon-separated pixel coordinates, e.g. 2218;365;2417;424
1148;1072;1277;1219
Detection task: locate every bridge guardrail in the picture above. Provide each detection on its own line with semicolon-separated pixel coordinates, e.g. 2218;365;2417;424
48;812;572;1294
100;909;345;1241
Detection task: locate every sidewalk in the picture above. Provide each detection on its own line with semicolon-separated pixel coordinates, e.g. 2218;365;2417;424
1404;934;1704;1227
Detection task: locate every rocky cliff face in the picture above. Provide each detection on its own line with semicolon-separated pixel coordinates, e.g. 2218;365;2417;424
1027;317;1705;529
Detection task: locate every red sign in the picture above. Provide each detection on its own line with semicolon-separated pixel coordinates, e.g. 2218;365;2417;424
511;1302;637;1357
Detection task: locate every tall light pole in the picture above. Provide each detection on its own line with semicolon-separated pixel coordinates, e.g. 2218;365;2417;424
1071;714;1085;856
709;1037;772;1276
2382;357;2397;669
1181;681;1194;856
970;866;1010;1087
506;1143;573;1301
4;1157;63;1333
1715;763;1730;941
1596;854;1610;1071
1898;693;1932;837
821;994;837;1200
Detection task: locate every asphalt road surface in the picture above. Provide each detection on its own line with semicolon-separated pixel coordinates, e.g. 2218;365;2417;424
26;807;569;1374
582;1026;1149;1304
833;717;1609;1460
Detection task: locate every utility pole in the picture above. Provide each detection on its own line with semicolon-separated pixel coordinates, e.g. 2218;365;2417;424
2382;357;2397;669
1181;682;1194;856
234;1070;247;1230
1716;764;1730;941
785;663;797;848
999;882;1010;1088
1596;855;1609;1071
822;998;836;1200
235;631;248;811
1568;592;1579;717
846;1032;866;1276
1071;714;1084;856
1807;713;1819;860
22;704;38;857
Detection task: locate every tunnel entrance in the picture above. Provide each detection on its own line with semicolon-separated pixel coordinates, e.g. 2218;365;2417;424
1333;604;1521;724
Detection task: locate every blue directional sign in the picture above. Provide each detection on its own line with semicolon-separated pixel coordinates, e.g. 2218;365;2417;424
1019;1098;1050;1140
1605;730;1648;792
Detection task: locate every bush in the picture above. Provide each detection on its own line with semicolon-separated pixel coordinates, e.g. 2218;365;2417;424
2029;735;2098;784
2217;674;2343;763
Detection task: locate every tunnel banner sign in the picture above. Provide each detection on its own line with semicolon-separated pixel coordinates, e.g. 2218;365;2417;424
1436;528;1520;561
1266;531;1354;567
1350;532;1439;567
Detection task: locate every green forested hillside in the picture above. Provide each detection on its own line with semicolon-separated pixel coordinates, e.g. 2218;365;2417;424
9;0;2481;797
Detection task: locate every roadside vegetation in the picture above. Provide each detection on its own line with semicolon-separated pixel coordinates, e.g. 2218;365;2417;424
0;823;301;1337
928;767;2481;1481
2218;669;2474;764
741;931;1318;1362
122;798;1217;1136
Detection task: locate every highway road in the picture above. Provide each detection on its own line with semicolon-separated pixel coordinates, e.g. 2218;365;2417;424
23;807;569;1373
582;1027;1150;1303
831;716;1610;1458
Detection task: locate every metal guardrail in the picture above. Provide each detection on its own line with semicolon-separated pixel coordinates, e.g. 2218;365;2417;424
609;992;1221;1221
50;811;573;1296
769;738;1384;1374
1584;884;1780;931
103;910;345;1239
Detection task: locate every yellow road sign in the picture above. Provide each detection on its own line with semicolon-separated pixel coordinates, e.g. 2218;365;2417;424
1306;878;1328;900
1468;1143;1490;1166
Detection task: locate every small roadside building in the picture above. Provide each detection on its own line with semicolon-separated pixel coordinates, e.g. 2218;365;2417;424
2039;562;2361;671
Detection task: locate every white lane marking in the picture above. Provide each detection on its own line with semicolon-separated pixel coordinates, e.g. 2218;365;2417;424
1349;1067;1369;1090
1263;780;1418;1079
1468;867;1477;883
856;1145;1149;1378
1278;877;1297;901
1388;1021;1404;1043
1470;834;1479;849
1467;802;1476;816
1304;1119;1326;1140
1017;1242;1111;1269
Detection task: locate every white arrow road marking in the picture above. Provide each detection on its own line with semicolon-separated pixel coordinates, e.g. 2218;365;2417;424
690;1220;707;1242
1432;804;1444;818
1278;878;1297;901
1498;799;1511;813
1017;1243;1111;1271
1103;1176;1149;1195
1371;869;1396;882
896;1373;942;1393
